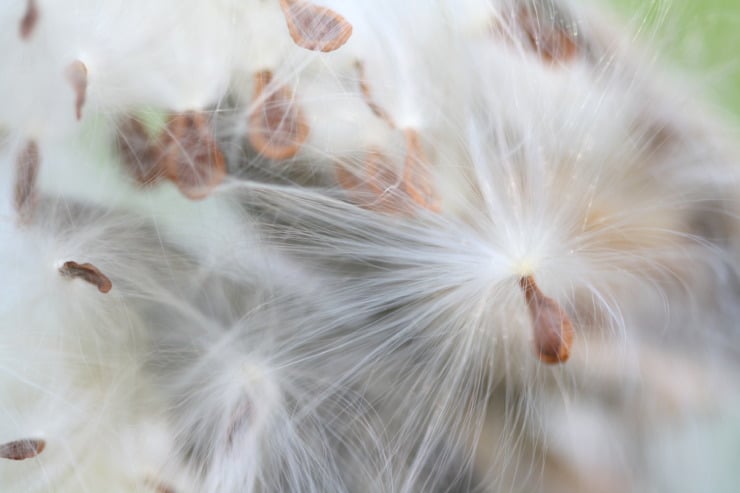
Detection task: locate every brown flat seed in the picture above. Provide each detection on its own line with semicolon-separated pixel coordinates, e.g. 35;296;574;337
355;61;396;128
19;0;38;40
400;129;440;212
248;70;309;160
519;276;574;364
0;439;45;460
65;60;88;121
279;0;353;52
117;117;164;186
59;261;112;293
336;150;406;213
14;140;40;224
518;7;578;63
159;112;226;200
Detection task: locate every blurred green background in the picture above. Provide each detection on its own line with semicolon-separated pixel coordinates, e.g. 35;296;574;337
608;0;740;121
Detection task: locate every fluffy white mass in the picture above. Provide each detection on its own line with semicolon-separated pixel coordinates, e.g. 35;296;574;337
1;0;739;491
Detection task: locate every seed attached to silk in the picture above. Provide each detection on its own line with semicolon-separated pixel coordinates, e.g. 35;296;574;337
59;261;113;294
519;275;574;364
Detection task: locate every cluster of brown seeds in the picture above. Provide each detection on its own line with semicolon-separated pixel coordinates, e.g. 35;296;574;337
335;63;441;215
117;112;225;200
111;0;356;199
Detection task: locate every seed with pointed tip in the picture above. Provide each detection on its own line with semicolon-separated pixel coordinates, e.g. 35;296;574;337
520;276;574;364
59;261;112;294
19;0;38;40
279;0;353;52
159;112;226;200
15;140;40;224
248;70;309;160
65;60;88;121
0;439;45;460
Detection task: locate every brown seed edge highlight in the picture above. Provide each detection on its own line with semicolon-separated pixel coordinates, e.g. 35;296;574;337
355;61;396;128
247;70;310;161
401;129;441;213
279;0;353;52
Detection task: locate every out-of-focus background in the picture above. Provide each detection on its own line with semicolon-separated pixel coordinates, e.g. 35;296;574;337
604;3;740;492
609;0;740;120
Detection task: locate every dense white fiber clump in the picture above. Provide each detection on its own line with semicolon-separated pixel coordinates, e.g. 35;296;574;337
1;0;740;491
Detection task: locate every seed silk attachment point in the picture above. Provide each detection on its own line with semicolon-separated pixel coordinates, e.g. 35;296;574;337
19;0;38;41
279;0;353;52
59;261;113;293
0;439;46;461
519;275;574;364
65;60;88;121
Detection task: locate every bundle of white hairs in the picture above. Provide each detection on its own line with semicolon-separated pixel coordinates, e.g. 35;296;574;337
2;0;740;491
